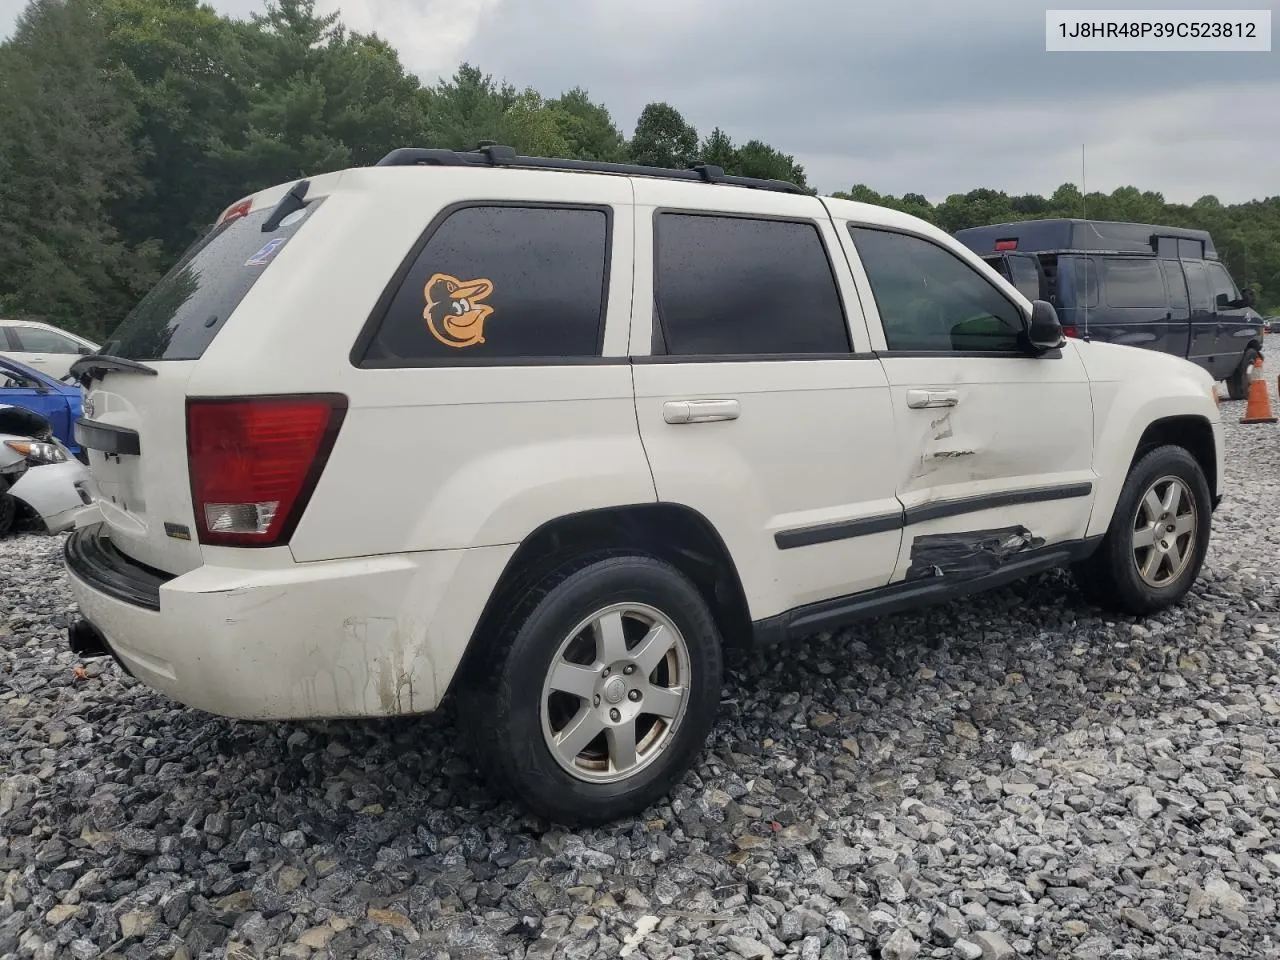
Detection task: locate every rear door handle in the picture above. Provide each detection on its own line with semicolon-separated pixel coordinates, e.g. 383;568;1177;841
663;399;740;424
906;389;959;409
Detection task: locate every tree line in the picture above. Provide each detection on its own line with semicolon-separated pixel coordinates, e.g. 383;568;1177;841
1;0;1275;341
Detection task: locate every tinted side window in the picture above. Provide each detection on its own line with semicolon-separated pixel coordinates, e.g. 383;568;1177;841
1065;256;1099;308
1161;260;1189;313
850;227;1025;353
1101;258;1167;309
1183;262;1212;313
1006;255;1042;301
1178;238;1204;260
1206;262;1239;305
367;206;609;362
654;214;849;356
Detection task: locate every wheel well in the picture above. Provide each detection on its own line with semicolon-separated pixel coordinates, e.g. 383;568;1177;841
449;503;752;692
1132;416;1217;493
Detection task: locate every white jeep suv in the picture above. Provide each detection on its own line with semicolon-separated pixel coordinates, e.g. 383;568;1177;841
65;146;1224;825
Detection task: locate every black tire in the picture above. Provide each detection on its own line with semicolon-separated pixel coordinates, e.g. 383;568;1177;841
456;552;724;826
0;494;16;538
1071;445;1212;616
1226;347;1259;401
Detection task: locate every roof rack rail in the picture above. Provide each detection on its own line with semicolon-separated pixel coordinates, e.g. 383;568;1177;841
374;145;807;195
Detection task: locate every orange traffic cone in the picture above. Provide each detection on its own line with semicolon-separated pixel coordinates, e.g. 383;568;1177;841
1240;358;1276;424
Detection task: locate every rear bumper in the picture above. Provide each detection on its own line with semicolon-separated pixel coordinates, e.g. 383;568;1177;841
64;523;514;721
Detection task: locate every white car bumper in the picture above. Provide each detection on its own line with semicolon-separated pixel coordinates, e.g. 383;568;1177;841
63;523;513;721
8;457;96;534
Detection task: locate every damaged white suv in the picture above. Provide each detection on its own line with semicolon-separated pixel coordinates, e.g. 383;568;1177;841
66;147;1224;825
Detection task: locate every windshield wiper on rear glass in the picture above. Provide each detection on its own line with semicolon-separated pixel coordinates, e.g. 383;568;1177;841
69;354;159;388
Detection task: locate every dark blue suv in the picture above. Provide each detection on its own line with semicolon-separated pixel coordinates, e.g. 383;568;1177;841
955;219;1264;399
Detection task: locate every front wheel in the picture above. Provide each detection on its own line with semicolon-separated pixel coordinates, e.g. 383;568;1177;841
1226;347;1259;401
1072;445;1212;615
456;553;724;826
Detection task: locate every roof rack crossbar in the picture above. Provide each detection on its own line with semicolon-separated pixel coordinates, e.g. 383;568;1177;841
373;145;807;195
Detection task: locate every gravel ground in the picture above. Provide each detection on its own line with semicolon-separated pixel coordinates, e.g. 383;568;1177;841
3;392;1280;960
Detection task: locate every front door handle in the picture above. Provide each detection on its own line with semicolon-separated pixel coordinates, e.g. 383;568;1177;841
906;389;959;409
663;399;740;424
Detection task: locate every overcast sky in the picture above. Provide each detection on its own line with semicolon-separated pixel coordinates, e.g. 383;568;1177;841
2;0;1276;203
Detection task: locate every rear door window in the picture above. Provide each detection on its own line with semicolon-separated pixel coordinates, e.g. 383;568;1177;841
1005;254;1042;301
654;214;850;356
1065;256;1099;308
103;201;323;361
362;205;610;363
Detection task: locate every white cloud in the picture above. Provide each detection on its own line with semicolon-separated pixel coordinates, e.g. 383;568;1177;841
317;0;502;76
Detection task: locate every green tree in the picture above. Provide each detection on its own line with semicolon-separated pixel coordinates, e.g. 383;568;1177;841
99;0;249;258
0;0;158;338
547;87;627;162
732;139;808;189
214;0;424;193
629;102;698;169
698;127;737;170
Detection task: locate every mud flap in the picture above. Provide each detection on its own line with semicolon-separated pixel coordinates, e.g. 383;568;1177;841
906;525;1045;581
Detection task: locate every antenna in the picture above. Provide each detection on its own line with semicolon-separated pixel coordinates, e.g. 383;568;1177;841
1081;143;1090;341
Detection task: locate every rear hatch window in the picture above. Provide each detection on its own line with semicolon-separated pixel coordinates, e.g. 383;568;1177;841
103;201;323;361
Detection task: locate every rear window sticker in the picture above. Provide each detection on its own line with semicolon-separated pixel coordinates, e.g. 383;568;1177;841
245;237;288;266
424;273;495;348
278;208;308;228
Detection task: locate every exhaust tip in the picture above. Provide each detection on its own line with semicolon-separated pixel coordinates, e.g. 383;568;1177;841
68;619;109;658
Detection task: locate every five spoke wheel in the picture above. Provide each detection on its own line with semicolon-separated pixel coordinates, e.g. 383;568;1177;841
540;603;690;783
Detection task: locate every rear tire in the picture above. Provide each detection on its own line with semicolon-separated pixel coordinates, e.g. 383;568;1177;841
456;552;724;826
1226;347;1259;401
1071;445;1211;616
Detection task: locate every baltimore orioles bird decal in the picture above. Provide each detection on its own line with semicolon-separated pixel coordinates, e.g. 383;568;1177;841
424;273;495;348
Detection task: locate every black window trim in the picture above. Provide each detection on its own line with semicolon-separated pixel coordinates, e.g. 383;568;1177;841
648;207;857;361
0;326;18;350
844;221;1051;360
350;200;618;369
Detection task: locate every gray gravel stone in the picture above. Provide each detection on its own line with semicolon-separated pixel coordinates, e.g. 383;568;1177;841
972;931;1014;960
2;402;1279;960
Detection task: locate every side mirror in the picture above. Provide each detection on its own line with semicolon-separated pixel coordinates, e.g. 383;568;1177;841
1216;292;1231;309
77;345;95;355
1025;300;1065;353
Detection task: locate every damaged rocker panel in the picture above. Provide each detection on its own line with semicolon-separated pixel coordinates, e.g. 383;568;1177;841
905;525;1044;581
752;535;1104;646
774;481;1093;550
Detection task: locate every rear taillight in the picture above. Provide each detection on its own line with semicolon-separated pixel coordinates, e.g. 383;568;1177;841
186;395;347;547
1061;326;1079;338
